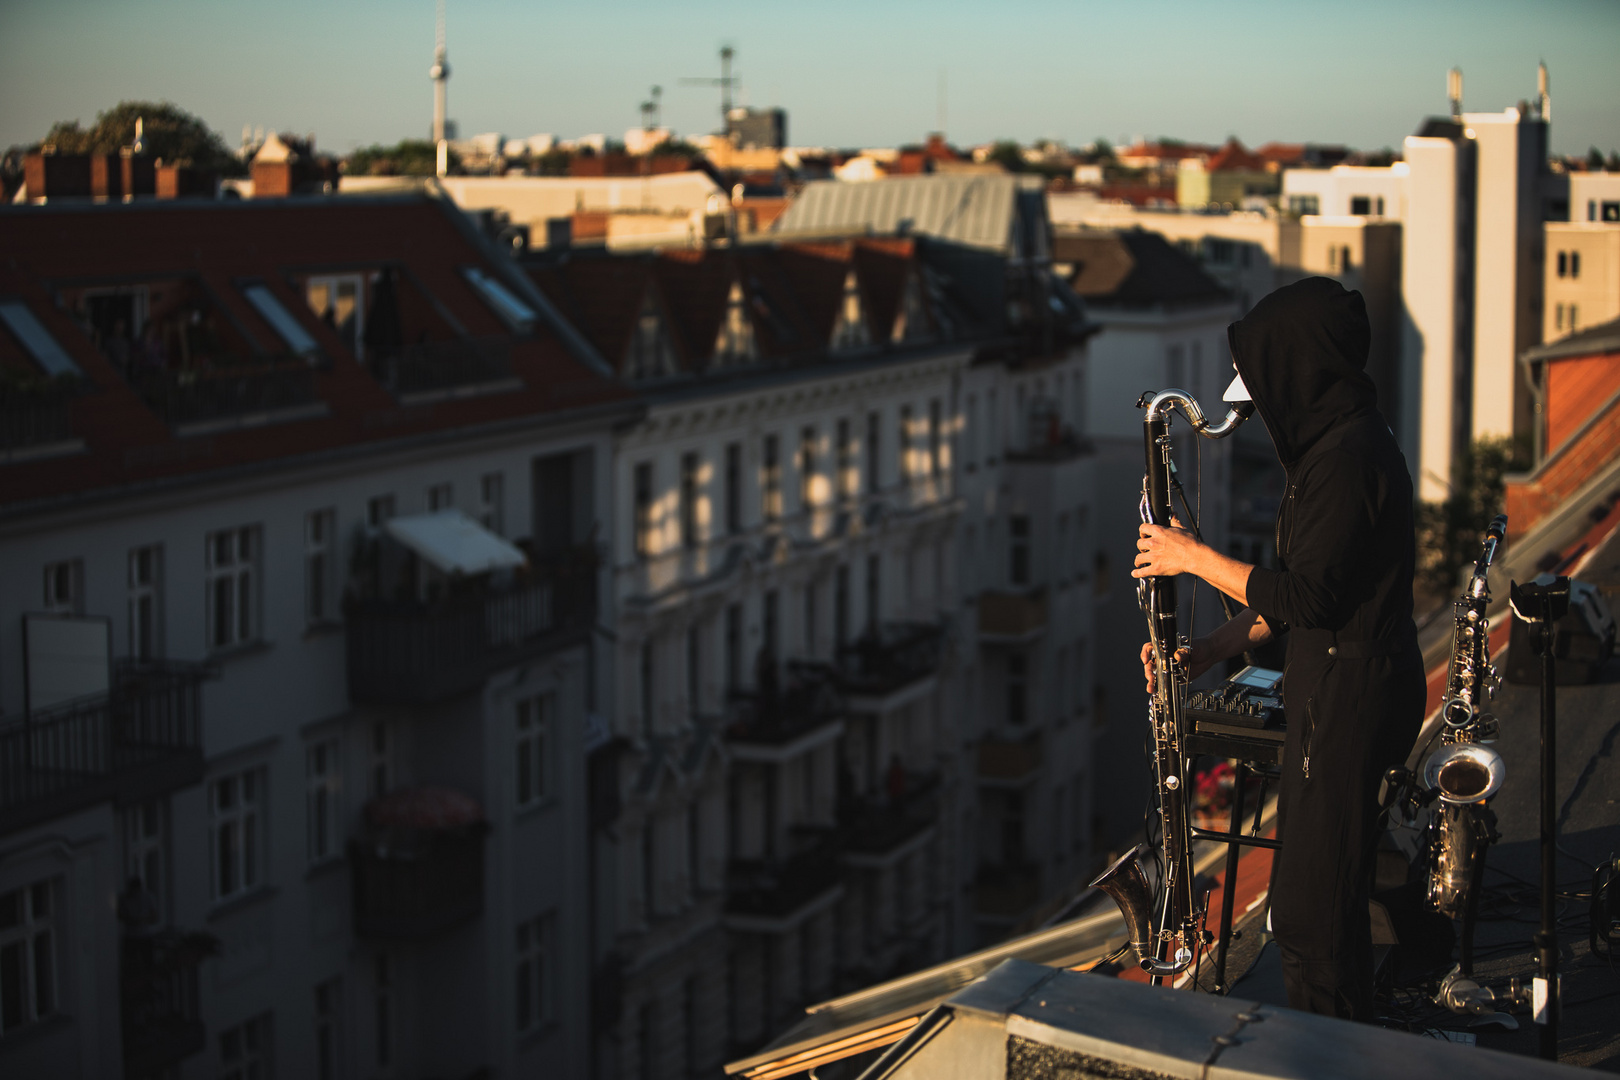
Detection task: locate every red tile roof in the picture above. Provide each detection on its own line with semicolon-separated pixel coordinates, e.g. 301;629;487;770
0;195;635;512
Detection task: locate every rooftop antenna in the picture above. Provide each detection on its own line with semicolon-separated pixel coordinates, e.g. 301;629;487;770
1447;67;1463;120
1537;61;1550;123
680;45;740;133
430;0;452;145
640;85;663;131
938;68;947;137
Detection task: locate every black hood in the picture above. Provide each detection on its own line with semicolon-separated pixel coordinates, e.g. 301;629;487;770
1228;276;1377;468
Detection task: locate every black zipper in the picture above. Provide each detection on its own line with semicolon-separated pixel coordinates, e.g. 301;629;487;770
1302;697;1315;779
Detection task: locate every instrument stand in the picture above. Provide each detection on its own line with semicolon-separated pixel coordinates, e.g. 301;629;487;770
1510;576;1570;1062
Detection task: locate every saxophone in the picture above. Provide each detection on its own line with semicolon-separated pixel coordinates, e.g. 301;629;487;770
1089;388;1252;981
1425;515;1508;921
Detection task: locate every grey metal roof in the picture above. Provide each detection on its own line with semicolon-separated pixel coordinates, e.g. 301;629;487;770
1521;315;1620;366
774;175;1046;255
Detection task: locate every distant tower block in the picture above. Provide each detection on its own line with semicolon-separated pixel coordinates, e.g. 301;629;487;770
1538;61;1550;122
1447;67;1463;119
430;0;451;143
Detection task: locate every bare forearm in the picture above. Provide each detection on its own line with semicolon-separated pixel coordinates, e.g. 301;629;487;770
1202;608;1274;664
1190;545;1256;609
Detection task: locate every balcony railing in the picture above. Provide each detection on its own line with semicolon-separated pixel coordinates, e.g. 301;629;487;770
346;553;594;705
829;621;946;702
725;662;845;746
727;839;844;921
0;382;76;452
377;337;514;398
841;770;941;859
351;821;488;939
133;362;319;429
121;931;214;1076
0;661;207;834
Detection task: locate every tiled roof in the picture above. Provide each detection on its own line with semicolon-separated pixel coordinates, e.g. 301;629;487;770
1207;138;1266;173
0;194;636;514
1055;230;1229;309
774;174;1046;255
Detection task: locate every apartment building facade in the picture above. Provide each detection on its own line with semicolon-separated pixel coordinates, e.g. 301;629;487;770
0;195;637;1080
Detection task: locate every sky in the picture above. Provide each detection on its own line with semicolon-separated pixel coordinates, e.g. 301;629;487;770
2;0;1617;159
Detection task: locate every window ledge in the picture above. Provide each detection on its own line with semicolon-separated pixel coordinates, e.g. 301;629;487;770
206;885;279;923
208;639;274;664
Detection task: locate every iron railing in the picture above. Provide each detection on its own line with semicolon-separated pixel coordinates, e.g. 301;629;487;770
727;838;845;920
725;663;845;745
121;931;213;1076
134;363;319;428
829;620;946;700
346;555;594;705
350;823;488;939
0;387;74;450
841;770;942;858
0;661;207;834
380;337;513;397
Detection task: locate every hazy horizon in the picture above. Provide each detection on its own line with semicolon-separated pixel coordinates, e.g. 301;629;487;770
3;0;1617;159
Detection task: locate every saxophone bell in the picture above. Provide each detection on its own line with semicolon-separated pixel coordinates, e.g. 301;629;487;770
1424;742;1507;804
1088;845;1195;976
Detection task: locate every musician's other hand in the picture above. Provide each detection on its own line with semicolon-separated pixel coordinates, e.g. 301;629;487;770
1140;641;1155;693
1141;637;1215;693
1132;519;1204;579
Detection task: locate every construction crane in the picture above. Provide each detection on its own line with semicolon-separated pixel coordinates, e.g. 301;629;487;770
680;46;739;133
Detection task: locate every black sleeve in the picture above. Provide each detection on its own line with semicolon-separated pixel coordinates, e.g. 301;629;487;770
1245;448;1383;631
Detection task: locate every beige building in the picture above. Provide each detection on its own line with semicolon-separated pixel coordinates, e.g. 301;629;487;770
1544;222;1620;340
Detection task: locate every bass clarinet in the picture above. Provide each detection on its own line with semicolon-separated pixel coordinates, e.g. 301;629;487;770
1090;387;1252;982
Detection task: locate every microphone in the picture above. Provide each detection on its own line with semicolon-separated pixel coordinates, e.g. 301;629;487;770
1486;515;1507;543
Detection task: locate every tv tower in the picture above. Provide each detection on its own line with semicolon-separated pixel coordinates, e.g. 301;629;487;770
430;0;451;143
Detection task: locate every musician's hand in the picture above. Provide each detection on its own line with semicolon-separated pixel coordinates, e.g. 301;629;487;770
1132;518;1205;579
1141;637;1216;693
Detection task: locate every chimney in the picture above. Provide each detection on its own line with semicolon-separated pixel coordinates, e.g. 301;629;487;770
1538;61;1551;123
1447;67;1463;119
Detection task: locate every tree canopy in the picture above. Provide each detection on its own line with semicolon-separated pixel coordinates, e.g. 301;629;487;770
41;100;242;175
343;140;455;177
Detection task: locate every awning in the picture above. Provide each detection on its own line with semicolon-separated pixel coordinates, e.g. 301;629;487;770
384;510;526;576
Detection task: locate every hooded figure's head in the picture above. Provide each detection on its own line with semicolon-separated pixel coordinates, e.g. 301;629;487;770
1228;276;1377;468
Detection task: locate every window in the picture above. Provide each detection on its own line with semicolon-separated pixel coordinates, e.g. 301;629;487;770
1206;238;1234;264
627;290;677;379
898;406;913;481
124;801;167;918
803;582;817;657
725;604;742;692
687;625;702;714
0;880;56;1036
0;300;82;377
688;804;703;895
641;819;658;920
516;694;552;809
305;510;337;627
42;559;82;615
680;452;699;549
1571;304;1580;332
866;554;881;631
463;267;537;332
798;426;817;513
314;979;342;1080
928;399;942;478
1571;251;1582;279
1007;654;1027;726
836;418;855;502
206;526;261;650
987;389;999;464
763;590;780;664
865;412;881;494
1605;201;1620;223
374;954;392;1069
762;434;782;523
724;442;742;535
515;913;556;1034
210;768;265;902
427;482;453;512
480;472;505;535
306;739;341;865
1286;193;1319;216
306;274;365;358
1350;195;1371;216
369;721;392;797
1556;303;1565;331
634;461;654;558
830;269;870;352
366;495;395;530
1376;196;1386;216
244;280;321;358
641;640;656;737
1557;251;1568;277
1009;516;1031;587
964;394;979;469
129;545;164;660
714;280;757;365
835;565;850;649
219;1012;273;1080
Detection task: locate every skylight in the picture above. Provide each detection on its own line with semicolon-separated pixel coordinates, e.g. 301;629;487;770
0;299;82;378
463;267;537;332
242;284;320;358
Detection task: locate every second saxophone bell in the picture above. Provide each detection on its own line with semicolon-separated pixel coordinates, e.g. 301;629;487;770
1424;741;1506;804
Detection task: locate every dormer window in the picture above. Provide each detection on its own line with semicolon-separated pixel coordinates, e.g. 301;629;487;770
0;300;81;378
713;280;757;367
626;289;677;380
242;284;320;359
892;270;934;344
463;267;537;333
830;270;870;353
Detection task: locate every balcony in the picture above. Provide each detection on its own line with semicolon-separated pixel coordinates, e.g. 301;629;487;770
121;931;215;1076
1;378;78;458
726;839;845;932
977;731;1042;787
829;621;946;710
724;663;846;761
841;770;941;866
345;551;594;706
350;787;488;940
0;661;207;834
133;361;321;432
977;590;1047;643
377;337;516;401
973;862;1043;921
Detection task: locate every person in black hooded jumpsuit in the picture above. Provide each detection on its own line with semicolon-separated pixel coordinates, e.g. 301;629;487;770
1133;276;1426;1020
